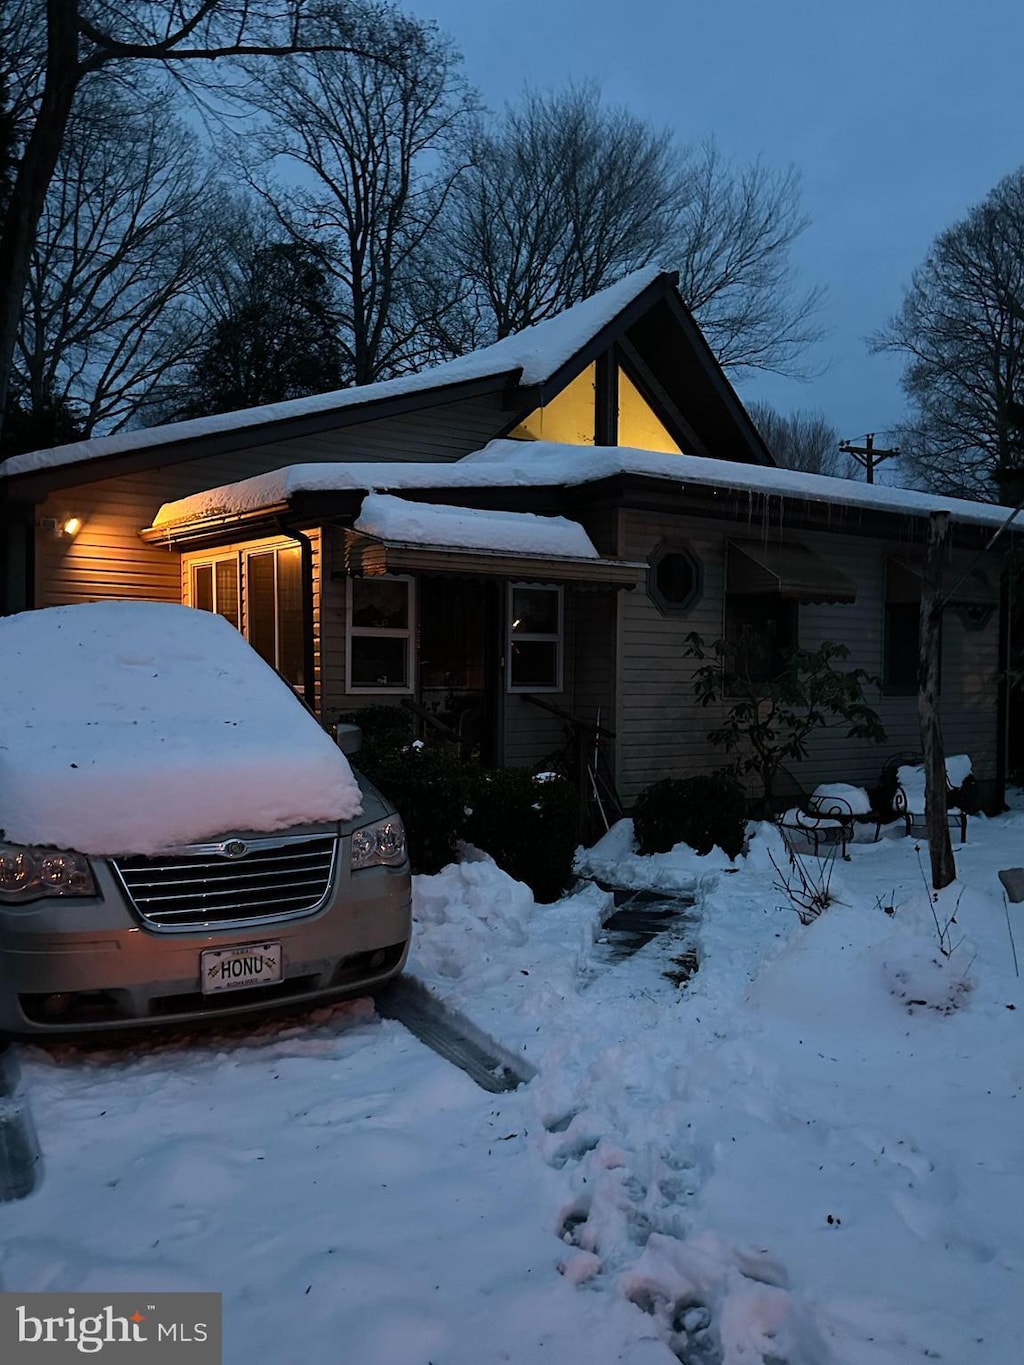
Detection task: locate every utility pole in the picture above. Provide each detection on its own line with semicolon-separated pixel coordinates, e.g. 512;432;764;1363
919;511;956;890
839;433;900;484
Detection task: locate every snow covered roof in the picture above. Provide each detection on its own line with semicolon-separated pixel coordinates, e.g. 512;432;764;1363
0;602;362;856
0;268;667;482
150;438;1022;534
353;493;600;560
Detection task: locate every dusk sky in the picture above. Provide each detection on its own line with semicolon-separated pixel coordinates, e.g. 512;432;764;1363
423;0;1024;461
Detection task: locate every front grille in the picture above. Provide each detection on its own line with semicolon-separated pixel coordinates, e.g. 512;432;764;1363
110;834;338;930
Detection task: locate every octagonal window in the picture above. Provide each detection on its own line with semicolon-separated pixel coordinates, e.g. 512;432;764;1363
648;543;702;615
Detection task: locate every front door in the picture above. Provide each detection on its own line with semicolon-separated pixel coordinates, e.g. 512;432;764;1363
418;577;499;765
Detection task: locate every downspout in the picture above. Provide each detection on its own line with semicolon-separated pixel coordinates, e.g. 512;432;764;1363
277;521;317;716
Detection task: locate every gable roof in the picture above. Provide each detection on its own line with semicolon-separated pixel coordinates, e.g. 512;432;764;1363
0;267;772;486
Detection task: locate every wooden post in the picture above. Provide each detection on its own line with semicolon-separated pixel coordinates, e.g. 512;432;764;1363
918;511;956;889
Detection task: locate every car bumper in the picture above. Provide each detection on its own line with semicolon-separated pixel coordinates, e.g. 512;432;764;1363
0;859;411;1036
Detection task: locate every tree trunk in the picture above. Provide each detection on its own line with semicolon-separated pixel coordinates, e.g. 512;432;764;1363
0;0;81;436
918;510;956;889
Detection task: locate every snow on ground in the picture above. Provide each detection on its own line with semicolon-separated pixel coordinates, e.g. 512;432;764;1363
0;603;361;855
4;808;1024;1363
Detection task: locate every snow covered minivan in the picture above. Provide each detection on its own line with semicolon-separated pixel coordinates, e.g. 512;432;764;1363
0;602;411;1035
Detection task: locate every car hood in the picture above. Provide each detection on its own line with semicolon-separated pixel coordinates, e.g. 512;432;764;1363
0;602;363;857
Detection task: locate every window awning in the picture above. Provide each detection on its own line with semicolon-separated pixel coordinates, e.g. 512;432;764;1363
726;540;857;604
886;556;997;608
337;529;644;590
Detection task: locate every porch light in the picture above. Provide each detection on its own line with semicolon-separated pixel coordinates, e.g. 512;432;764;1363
39;515;83;538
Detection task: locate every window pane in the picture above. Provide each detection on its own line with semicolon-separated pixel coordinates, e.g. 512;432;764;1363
884;602;921;695
351;636;409;689
192;563;213;613
214;559;239;628
655;553;696;606
247;551;277;669
351;578;409;629
277;546;304;686
510;640;558;689
511;587;558;635
724;595;796;684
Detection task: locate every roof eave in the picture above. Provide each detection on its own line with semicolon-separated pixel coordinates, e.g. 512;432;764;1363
4;371;522;497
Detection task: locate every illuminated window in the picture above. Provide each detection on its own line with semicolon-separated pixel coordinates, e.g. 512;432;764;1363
190;558;239;629
346;576;415;693
245;545;304;686
507;584;563;692
507;364;596;445
617;367;681;453
188;545;303;687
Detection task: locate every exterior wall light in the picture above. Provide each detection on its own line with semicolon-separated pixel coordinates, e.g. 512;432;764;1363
38;516;83;538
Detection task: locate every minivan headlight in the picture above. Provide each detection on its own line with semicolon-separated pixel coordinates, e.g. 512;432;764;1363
350;816;407;870
0;842;96;903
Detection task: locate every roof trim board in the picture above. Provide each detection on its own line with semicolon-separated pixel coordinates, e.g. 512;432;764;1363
338;529;644;589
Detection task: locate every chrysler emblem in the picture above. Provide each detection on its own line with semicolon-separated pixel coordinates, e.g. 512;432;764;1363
222;839;248;859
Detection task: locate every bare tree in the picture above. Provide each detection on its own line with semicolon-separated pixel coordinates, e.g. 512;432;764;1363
748;400;843;475
429;90;822;375
433;85;684;345
0;0;390;437
676;142;824;375
15;82;223;435
875;167;1024;503
240;6;476;384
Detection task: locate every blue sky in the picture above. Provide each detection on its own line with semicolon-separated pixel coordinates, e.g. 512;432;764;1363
421;0;1024;451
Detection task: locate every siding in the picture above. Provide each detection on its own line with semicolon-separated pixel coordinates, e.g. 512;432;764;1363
236;395;508;466
33;394;509;609
617;509;1004;803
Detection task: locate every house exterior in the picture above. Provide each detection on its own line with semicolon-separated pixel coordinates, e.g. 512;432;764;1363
0;268;1014;810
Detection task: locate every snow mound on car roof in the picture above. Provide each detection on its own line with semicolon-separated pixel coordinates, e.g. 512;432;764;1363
0;602;362;856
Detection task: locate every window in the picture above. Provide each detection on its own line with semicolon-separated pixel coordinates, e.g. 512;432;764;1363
507;584;563;692
724;593;797;684
246;546;304;686
190;558;239;629
648;542;701;615
188;545;304;688
346;575;414;693
883;561;942;697
883;601;920;696
883;602;942;695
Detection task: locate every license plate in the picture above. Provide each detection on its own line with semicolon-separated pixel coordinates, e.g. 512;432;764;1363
201;942;283;995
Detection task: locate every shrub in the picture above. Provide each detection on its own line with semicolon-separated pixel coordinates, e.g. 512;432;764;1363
337;709;581;895
336;705;415;765
338;708;468;876
463;767;580;903
633;772;747;859
685;634;886;811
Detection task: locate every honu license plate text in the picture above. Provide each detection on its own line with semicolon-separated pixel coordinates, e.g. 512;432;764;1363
201;942;283;995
